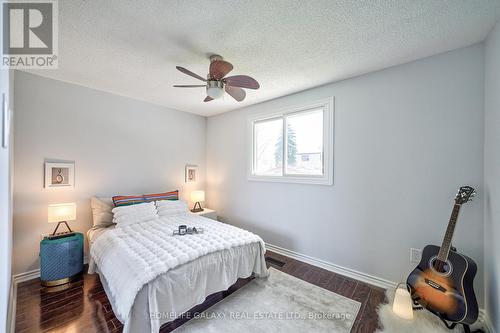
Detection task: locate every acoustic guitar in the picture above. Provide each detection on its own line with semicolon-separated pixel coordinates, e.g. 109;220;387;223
407;186;478;325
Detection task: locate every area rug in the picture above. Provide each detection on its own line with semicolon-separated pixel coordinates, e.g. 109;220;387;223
375;289;464;333
173;267;361;333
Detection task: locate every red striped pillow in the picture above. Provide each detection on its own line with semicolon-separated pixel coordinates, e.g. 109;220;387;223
143;190;179;202
112;195;146;207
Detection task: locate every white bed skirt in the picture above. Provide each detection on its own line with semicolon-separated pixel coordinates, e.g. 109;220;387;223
96;242;268;333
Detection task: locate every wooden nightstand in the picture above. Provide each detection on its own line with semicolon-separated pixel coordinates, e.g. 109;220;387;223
192;208;217;220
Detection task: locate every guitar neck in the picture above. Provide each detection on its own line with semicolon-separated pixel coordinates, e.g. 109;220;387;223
437;204;462;262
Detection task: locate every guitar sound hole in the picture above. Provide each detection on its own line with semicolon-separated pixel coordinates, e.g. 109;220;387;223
432;258;451;275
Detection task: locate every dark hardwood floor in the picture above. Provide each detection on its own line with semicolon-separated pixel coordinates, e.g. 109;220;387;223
15;251;387;333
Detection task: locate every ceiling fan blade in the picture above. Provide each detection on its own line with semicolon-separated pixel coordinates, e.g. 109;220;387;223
204;96;213;102
176;66;206;82
224;75;260;89
173;85;206;88
225;85;246;102
209;60;233;80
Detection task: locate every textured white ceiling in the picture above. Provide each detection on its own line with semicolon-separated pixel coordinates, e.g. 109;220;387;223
27;0;500;116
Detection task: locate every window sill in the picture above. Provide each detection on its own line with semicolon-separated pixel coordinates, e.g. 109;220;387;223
247;174;333;185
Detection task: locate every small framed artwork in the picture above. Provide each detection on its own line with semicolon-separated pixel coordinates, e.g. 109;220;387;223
44;162;75;189
185;165;198;183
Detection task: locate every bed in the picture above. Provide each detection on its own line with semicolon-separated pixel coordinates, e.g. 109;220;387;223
87;198;268;333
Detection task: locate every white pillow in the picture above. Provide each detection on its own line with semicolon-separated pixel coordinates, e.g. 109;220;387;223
156;200;188;217
90;197;114;226
113;201;156;217
112;202;158;226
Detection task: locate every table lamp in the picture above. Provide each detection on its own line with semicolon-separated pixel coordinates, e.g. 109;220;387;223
48;203;76;239
190;190;205;213
392;283;414;320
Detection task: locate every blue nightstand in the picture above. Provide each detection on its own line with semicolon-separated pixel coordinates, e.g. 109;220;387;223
40;232;83;286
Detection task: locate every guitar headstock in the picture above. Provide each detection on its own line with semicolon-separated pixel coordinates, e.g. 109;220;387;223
455;186;476;205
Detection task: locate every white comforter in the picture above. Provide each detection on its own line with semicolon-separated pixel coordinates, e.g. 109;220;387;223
90;213;266;323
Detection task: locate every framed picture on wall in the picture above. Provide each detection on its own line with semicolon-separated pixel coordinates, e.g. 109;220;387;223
44;162;75;189
185;165;198;183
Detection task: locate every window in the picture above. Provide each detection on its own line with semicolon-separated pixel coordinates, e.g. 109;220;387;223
248;98;334;185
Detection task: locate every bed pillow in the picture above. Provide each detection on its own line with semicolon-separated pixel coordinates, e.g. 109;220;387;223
156;199;188;217
143;190;179;202
90;197;114;226
112;202;158;226
112;194;146;207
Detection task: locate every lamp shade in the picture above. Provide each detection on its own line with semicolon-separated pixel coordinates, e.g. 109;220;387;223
48;203;77;223
392;284;414;320
190;190;205;203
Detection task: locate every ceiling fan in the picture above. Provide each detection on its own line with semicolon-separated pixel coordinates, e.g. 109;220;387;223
173;55;260;102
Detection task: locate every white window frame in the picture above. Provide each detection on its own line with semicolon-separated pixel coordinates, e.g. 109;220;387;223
247;97;334;185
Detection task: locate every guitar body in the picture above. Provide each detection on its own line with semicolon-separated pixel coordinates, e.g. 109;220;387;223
407;244;478;324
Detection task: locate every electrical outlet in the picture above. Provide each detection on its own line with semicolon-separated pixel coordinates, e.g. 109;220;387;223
410;248;422;263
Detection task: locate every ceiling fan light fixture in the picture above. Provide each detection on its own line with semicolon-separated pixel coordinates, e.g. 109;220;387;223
174;56;259;103
206;80;224;99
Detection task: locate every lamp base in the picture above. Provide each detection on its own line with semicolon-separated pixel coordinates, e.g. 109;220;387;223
48;221;74;240
47;231;75;240
191;202;204;213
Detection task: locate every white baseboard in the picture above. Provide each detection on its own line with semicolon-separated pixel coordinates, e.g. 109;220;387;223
8;256;88;332
11;256;88;284
266;243;492;332
266;243;397;289
12;268;42;284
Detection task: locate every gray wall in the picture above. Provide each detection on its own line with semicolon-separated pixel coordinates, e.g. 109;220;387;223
206;44;485;305
13;72;207;275
484;19;500;331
